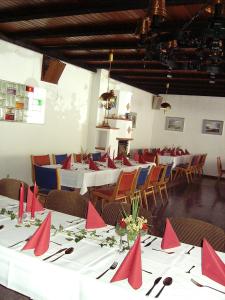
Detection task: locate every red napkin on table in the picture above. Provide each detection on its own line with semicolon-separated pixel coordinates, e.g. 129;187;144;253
89;158;100;171
133;152;139;162
138;154;147;164
26;187;44;212
61;154;72;169
108;157;117;169
18;183;24;223
111;235;142;289
123;156;132;166
202;239;225;286
85;201;106;229
100;152;108;162
161;218;180;249
22;212;51;256
184;149;190;155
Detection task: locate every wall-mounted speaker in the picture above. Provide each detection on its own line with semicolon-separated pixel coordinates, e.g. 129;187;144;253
41;55;66;84
152;95;163;109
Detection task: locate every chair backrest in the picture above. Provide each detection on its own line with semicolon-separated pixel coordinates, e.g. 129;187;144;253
34;165;61;190
46;190;88;217
73;153;82;163
102;202;131;226
114;170;138;197
31;154;51;182
91;152;102;161
169;217;225;252
145;165;163;187
0;178;28;202
52;154;68;164
217;157;222;176
136;166;150;187
164;164;173;181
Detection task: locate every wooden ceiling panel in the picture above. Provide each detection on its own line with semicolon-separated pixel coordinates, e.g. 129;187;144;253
0;0;224;97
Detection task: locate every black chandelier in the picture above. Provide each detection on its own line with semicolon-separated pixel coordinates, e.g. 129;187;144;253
138;0;225;75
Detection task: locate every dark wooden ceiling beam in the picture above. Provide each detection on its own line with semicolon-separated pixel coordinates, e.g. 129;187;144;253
8;23;136;40
122;76;225;83
0;0;206;23
42;41;140;51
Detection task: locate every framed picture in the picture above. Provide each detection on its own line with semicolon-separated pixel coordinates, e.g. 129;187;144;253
202;119;224;135
165;117;184;132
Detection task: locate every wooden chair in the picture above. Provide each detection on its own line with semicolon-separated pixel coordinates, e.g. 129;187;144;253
156;164;173;204
133;166;150;201
52;154;67;164
92;169;138;211
0;178;28;202
91;152;102;161
46;190;88;217
217;156;225;180
173;156;193;183
102;202;131;226
143;152;156;163
34;165;61;205
31;154;51;183
141;165;164;209
169;217;225;252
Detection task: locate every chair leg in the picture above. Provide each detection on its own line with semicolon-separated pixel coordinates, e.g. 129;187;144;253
142;191;148;210
158;186;164;205
164;185;169;202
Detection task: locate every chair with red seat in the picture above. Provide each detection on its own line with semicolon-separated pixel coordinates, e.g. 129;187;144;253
196;153;207;176
31;154;51;183
91;169;138;211
141;165;164;210
155;164;173;204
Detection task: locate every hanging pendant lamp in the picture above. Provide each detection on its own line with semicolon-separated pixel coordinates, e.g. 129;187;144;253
160;83;171;113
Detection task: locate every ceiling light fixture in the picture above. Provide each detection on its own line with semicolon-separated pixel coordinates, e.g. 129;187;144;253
99;51;117;128
160;82;171;113
137;0;225;81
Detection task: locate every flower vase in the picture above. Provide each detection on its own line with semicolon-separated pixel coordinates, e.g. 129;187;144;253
127;234;137;249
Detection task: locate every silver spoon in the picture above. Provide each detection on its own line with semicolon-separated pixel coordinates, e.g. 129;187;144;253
155;277;173;298
50;247;74;262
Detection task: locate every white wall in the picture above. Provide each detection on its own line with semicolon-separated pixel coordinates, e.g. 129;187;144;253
0;40;94;184
151;94;225;176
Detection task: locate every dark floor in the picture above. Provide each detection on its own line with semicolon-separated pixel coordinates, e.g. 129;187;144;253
151;177;225;235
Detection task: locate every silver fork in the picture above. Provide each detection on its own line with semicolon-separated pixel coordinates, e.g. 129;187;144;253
96;261;118;279
191;278;225;295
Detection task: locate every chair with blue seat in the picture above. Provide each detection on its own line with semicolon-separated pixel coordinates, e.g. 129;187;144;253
34;165;61;203
134;167;150;202
91;152;102;161
52;154;68;164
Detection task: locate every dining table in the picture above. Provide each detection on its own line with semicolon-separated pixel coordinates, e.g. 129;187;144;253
0;196;224;300
45;161;155;195
158;154;193;168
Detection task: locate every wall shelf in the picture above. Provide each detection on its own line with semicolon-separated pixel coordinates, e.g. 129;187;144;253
95;146;105;150
116;137;133;141
96;126;119;130
105;117;132;121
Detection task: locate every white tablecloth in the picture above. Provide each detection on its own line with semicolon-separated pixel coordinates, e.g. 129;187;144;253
46;161;155;195
158;155;192;168
0;196;224;300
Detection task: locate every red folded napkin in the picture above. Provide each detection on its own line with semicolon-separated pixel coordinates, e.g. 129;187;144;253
31;182;38;219
61;154;72;169
202;239;225;286
180;149;185;155
184;149;190;155
22;212;51;256
26;187;44;212
123;156;132;166
100;152;108;162
138;154;147;164
161;218;180;249
85;201;106;229
133;152;139;162
18;183;24;223
111;235;142;289
114;154;123;160
89;158;100;171
108;157;117;169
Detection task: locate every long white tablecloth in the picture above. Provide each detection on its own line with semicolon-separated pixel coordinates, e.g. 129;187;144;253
0;196;224;300
158;155;192;168
46;161;155;195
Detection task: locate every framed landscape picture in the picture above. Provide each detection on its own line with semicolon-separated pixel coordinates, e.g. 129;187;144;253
165;117;184;132
202;119;223;135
